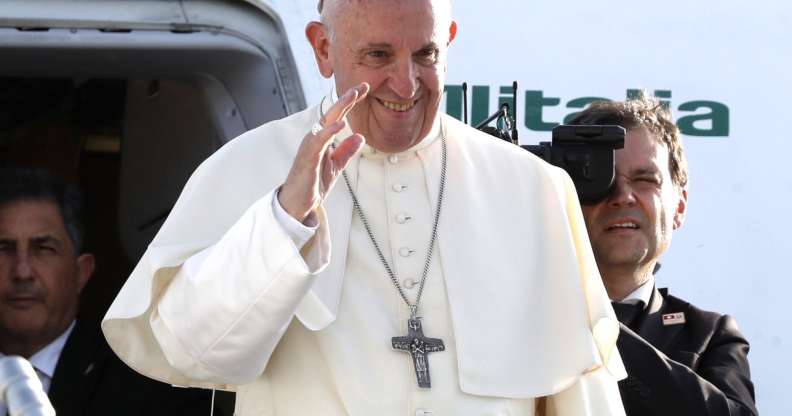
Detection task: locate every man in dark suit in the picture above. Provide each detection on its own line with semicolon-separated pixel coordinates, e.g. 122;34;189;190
570;98;757;415
0;168;223;415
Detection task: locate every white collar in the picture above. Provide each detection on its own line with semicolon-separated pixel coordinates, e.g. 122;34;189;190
618;275;655;309
0;320;75;394
28;320;75;379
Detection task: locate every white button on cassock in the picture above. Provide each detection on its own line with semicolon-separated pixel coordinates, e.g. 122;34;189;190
395;213;412;224
403;278;417;289
415;409;433;416
388;155;399;164
392;183;407;192
399;247;414;257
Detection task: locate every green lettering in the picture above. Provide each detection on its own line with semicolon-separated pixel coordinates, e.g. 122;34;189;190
525;90;560;131
444;85;463;121
626;89;643;100
471;85;490;126
677;101;730;136
654;90;672;112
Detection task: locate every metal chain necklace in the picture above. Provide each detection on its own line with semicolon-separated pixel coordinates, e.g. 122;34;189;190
339;127;447;389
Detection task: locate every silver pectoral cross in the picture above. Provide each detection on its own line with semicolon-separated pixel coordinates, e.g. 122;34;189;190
392;318;445;388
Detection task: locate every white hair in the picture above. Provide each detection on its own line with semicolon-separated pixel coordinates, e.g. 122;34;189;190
318;0;452;40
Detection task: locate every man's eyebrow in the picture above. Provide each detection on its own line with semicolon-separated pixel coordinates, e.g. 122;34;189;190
630;167;663;179
30;235;63;246
632;167;660;175
357;42;440;51
359;42;393;50
0;238;16;246
417;42;440;51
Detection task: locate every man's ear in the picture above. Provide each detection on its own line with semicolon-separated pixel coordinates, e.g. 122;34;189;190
673;188;688;230
75;253;95;293
448;20;458;45
306;21;334;78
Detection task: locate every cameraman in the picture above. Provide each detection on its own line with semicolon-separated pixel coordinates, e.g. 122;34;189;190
570;97;757;416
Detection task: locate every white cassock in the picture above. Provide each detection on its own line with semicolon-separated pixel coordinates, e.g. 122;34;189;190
102;94;627;415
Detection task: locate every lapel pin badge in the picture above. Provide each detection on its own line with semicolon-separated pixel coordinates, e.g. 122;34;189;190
662;312;686;326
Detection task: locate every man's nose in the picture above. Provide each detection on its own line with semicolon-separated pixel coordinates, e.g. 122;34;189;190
388;58;418;99
607;176;636;207
12;253;34;280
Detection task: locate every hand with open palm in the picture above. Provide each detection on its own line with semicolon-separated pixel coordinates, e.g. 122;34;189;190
278;82;370;223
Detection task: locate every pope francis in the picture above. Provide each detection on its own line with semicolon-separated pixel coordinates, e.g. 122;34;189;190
102;0;627;414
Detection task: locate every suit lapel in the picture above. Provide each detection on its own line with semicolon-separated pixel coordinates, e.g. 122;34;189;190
48;319;108;416
637;287;687;355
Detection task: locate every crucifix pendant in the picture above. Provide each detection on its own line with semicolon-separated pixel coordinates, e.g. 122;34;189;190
392;318;445;388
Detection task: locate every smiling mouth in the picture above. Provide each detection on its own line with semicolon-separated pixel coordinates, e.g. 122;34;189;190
376;97;417;112
6;297;41;307
607;222;639;231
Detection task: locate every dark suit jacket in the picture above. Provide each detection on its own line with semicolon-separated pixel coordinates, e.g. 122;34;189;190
616;287;757;416
47;317;230;416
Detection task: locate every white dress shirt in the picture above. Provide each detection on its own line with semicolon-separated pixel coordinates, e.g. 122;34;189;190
0;321;74;393
618;275;655;309
29;321;74;393
0;321;75;416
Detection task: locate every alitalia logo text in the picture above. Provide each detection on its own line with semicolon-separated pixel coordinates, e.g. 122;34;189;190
444;85;729;137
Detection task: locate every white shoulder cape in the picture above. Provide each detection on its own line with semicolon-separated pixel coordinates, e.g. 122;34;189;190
102;105;625;397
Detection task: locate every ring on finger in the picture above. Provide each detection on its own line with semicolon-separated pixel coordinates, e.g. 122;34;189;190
310;122;323;135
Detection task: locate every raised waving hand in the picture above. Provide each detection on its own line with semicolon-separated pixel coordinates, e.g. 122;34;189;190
278;83;370;223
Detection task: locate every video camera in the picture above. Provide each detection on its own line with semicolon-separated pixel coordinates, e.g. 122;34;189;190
461;82;625;204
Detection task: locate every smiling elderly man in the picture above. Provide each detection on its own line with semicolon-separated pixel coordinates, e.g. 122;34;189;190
102;1;626;414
